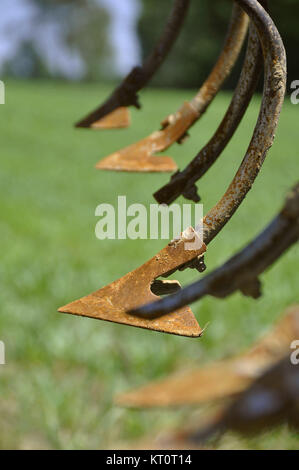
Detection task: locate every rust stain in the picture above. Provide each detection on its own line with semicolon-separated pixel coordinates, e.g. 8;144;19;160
154;5;266;204
75;0;191;129
133;0;287;319
59;235;206;337
116;305;299;407
203;0;286;245
95;102;197;172
91;107;131;130
94;5;248;171
132;182;298;318
61;0;288;337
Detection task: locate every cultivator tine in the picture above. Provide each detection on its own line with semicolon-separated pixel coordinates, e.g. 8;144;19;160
75;0;191;129
58;230;206;337
91;107;131;130
155;7;266;203
95;101;197;172
185;355;299;444
59;180;297;336
95;5;248;172
116;306;299;408
59;1;286;337
132;183;298;318
131;0;287;318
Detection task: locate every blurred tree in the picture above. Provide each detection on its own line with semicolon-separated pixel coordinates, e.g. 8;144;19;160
63;1;112;80
4;40;49;78
33;0;112;79
138;0;299;90
2;0;299;86
270;0;299;89
3;0;111;80
138;0;241;89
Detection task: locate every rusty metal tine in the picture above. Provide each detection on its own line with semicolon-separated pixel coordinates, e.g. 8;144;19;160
75;0;191;129
95;4;248;171
116;306;299;408
189;4;249;119
203;0;286;245
187;356;299;444
131;183;298;318
130;0;287;317
160;3;249;130
58;230;206;337
59;1;285;336
154;17;264;204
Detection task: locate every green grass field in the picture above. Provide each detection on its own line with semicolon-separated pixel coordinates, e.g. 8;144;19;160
0;80;298;449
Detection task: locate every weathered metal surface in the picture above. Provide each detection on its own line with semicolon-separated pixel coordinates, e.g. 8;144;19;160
161;4;249;132
132;184;298;317
58;232;206;337
75;0;191;129
154;7;266;204
187;355;299;444
189;4;249;118
95;102;197;172
116;306;299;408
132;0;287;318
91;107;131;130
203;0;286;245
95;5;248;172
60;1;287;337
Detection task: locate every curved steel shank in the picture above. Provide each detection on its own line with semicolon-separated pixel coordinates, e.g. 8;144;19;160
76;0;191;129
154;19;264;203
132;184;298;318
131;0;287;317
59;0;287;337
95;4;248;171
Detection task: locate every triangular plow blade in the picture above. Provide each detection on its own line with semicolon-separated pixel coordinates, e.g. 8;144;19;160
115;306;299;406
59;296;201;337
116;361;252;408
95;102;198;173
96;149;178;173
91;107;131;130
59;234;206;337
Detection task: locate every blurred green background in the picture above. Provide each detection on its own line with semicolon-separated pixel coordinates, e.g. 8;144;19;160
0;79;298;449
0;0;298;451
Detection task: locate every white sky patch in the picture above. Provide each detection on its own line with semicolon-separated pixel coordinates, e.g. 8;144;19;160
0;0;36;63
0;0;142;78
95;0;142;76
32;20;86;80
0;0;85;78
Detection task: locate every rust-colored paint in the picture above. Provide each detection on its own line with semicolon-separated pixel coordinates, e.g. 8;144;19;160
116;306;299;408
58;233;206;337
